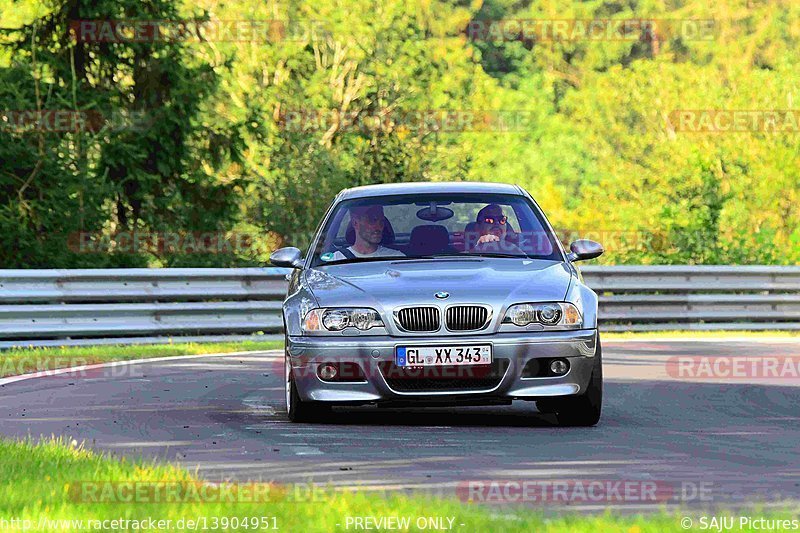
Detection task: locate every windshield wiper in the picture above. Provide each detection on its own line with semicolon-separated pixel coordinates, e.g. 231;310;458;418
460;252;528;259
396;253;530;261
318;252;529;266
317;255;437;267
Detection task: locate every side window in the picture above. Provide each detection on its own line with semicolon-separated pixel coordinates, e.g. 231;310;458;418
309;198;338;258
512;201;554;256
503;204;521;232
335;213;352;240
317;206;348;254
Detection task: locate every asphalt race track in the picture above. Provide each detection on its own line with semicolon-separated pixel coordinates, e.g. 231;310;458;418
1;338;799;511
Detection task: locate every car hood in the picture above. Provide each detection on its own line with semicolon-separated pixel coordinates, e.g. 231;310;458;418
303;258;574;312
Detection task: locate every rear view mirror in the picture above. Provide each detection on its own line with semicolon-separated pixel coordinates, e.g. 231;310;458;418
567;239;604;262
270;247;304;269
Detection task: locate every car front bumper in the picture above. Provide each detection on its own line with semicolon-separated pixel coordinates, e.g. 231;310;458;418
286;329;599;404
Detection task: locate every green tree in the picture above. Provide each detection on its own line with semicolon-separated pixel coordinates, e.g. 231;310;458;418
0;0;241;267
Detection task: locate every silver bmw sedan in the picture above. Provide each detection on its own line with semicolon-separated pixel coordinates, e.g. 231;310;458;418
270;182;604;426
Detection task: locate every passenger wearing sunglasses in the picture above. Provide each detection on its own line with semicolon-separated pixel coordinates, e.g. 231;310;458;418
475;204;508;244
472;203;523;254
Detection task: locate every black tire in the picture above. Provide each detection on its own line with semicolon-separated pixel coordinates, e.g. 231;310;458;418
538;340;603;427
285;356;330;423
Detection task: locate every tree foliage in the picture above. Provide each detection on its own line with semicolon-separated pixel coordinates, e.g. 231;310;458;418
1;0;798;266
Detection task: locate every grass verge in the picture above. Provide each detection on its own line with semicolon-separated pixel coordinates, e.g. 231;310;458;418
3;438;796;532
603;330;800;340
0;340;283;378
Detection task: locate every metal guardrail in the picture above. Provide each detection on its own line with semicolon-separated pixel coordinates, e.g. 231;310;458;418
582;266;800;331
0;268;287;348
0;265;798;347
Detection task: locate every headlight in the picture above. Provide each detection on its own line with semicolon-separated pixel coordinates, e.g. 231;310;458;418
503;302;582;328
303;308;384;333
537;303;562;325
507;303;537;326
322;309;350;331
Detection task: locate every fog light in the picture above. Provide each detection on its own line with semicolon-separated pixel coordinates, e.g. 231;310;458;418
318;364;338;380
549;359;569;375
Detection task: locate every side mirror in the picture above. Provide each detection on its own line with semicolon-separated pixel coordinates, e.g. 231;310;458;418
567;239;604;262
270;247;304;269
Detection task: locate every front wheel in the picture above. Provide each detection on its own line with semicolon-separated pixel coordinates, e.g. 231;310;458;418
537;340;603;427
285;356;330;423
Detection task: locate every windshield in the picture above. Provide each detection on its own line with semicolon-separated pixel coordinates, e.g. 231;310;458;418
310;192;563;266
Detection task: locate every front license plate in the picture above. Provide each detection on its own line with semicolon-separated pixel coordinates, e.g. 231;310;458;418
395;345;492;367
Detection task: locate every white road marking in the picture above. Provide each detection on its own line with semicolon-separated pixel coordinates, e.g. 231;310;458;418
291;446;324;456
